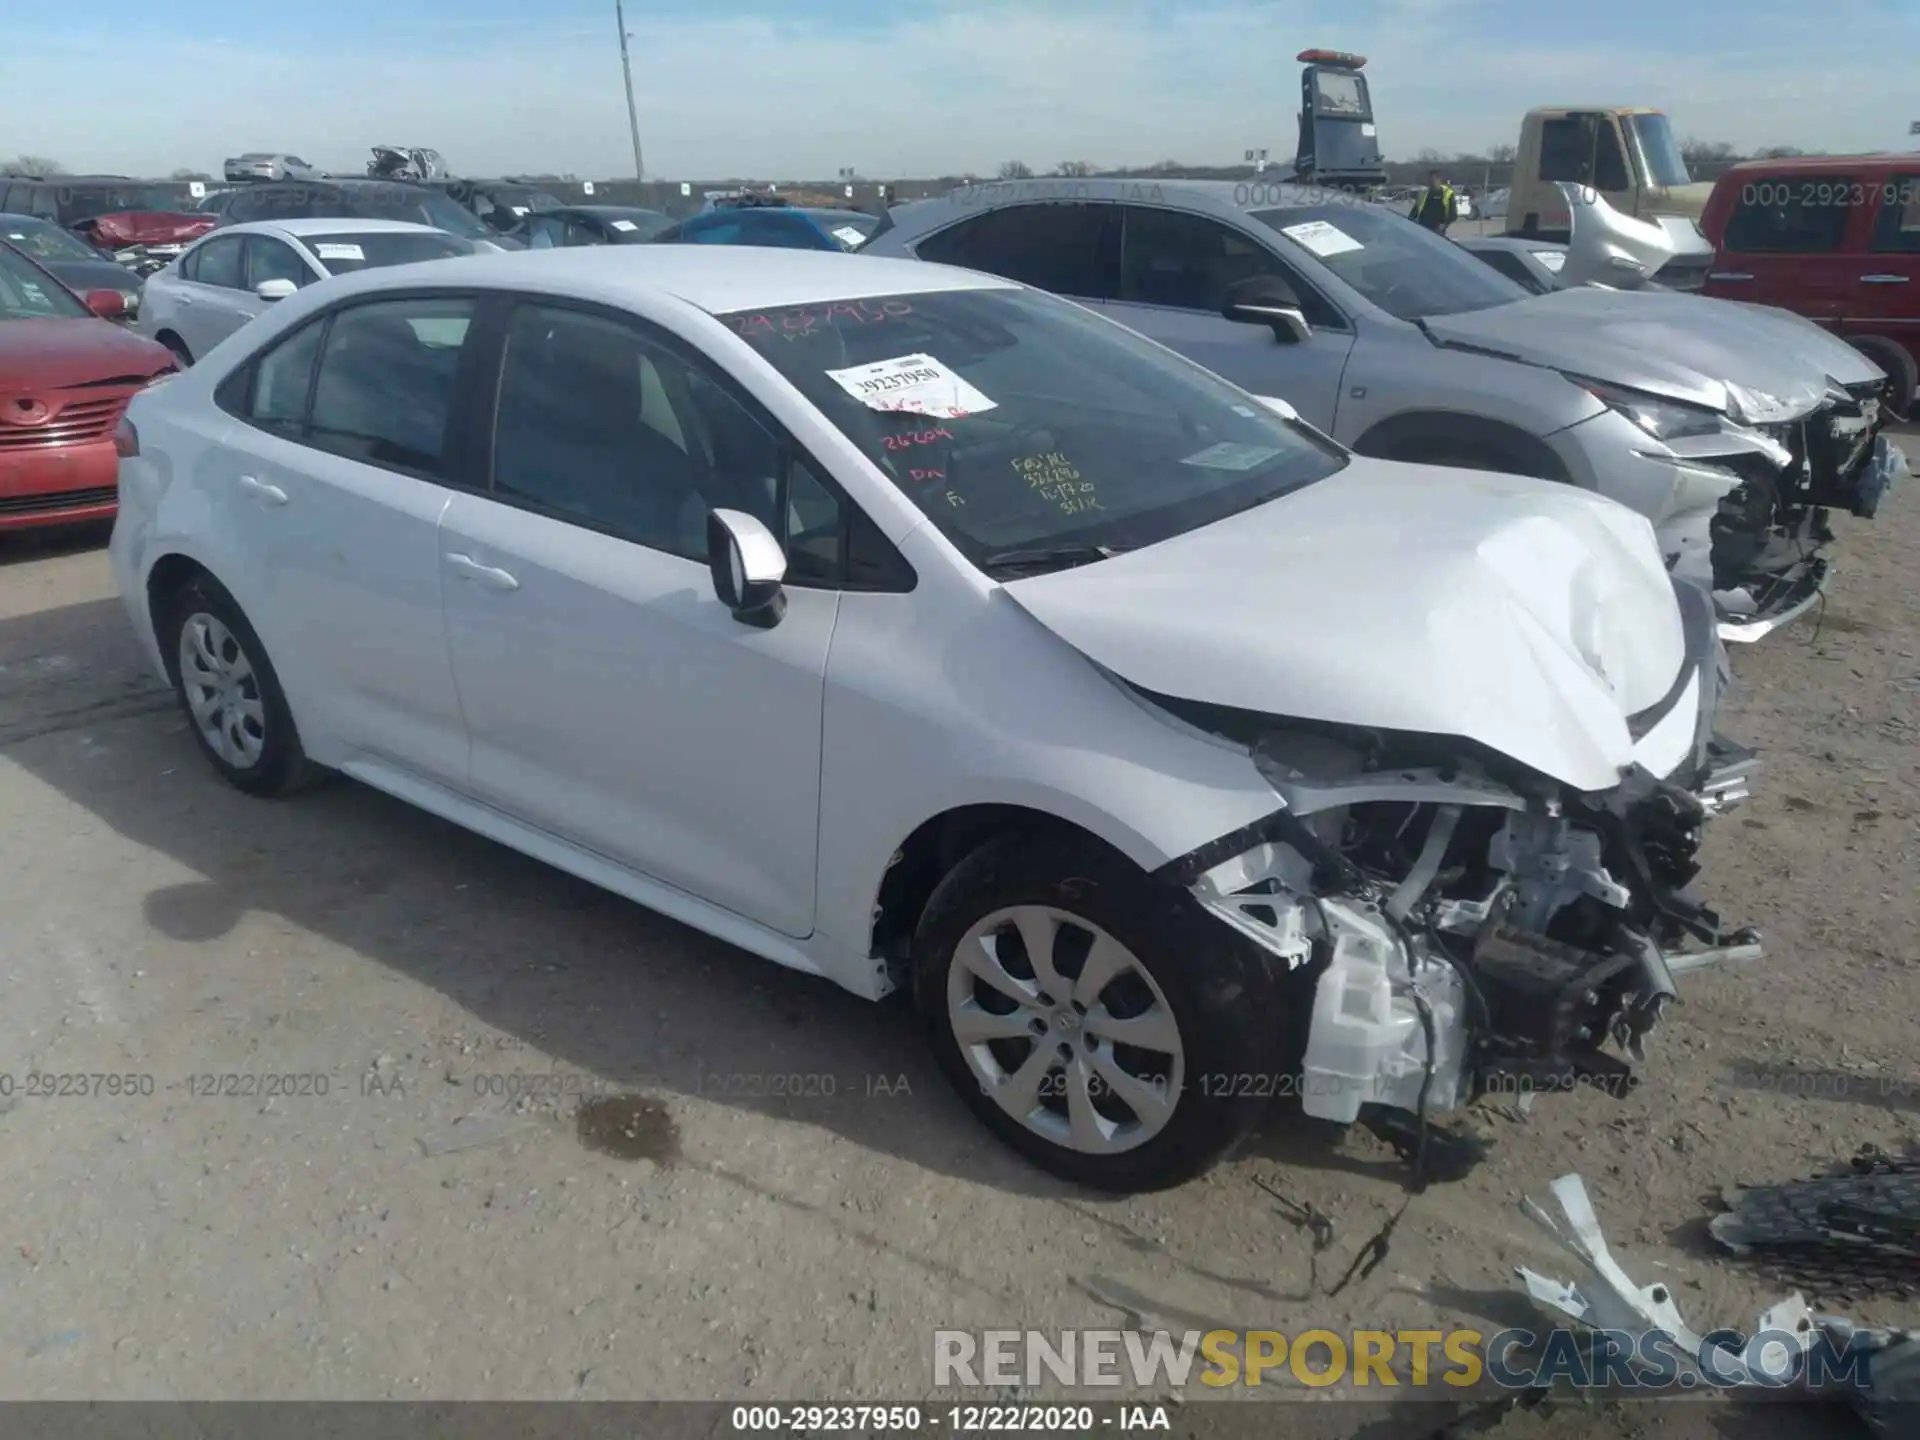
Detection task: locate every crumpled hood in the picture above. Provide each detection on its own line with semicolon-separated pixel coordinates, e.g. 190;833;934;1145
76;212;215;248
1002;457;1688;792
1423;287;1882;423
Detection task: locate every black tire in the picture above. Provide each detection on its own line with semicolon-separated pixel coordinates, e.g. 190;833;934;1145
157;573;321;797
158;333;193;368
1850;336;1917;417
912;831;1292;1192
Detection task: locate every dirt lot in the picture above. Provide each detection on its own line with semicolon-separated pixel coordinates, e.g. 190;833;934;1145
0;433;1915;1435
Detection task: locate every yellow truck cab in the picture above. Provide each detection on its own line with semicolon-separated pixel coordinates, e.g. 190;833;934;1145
1507;107;1716;242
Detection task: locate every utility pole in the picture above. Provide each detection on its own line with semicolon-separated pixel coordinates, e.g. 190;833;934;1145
615;0;644;181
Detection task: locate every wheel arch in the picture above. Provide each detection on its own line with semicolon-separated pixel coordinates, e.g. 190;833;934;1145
1351;408;1573;483
868;803;1155;994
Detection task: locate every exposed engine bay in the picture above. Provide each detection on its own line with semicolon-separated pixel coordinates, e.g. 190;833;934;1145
1152;661;1761;1161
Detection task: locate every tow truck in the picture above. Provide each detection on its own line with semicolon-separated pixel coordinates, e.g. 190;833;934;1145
1290;50;1386;192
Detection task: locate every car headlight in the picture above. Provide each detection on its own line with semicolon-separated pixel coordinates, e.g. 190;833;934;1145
1573;377;1725;441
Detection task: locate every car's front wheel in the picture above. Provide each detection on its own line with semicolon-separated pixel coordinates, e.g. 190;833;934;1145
158;574;320;797
913;832;1288;1192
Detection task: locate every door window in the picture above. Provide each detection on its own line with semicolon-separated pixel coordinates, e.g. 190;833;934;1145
190;236;246;289
1870;175;1920;254
1118;206;1340;322
1724;179;1856;253
223;319;325;436
307;298;476;477
245;236;313;289
489;302;858;580
1537;117;1591;184
912;202;1120;299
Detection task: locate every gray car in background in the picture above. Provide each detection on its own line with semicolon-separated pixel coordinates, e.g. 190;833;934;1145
224;153;324;183
863;178;1904;640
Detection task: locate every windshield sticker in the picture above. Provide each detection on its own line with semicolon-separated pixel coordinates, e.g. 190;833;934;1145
313;242;365;261
5;233;23;241
511;206;530;216
610;219;639;231
1533;250;1567;273
832;225;867;247
826;353;997;419
1181;441;1285;471
1013;452;1102;517
1280;220;1363;257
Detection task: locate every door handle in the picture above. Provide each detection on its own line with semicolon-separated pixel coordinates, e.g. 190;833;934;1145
444;552;520;591
237;474;288;505
1860;274;1910;284
1707;272;1753;282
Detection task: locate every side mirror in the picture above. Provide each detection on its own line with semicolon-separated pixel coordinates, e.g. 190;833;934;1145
254;278;298;301
1223;275;1312;343
707;508;787;629
82;289;126;319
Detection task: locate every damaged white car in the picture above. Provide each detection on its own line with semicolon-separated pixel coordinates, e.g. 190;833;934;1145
111;249;1761;1192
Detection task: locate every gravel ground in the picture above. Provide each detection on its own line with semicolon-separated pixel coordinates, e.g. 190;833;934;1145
0;431;1914;1436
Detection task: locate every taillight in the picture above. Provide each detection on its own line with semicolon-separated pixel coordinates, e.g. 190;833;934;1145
114;417;139;458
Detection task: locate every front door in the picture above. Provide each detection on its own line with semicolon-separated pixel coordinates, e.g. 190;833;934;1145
437;298;835;938
1844;172;1920;366
169;234;260;358
1102;205;1353;429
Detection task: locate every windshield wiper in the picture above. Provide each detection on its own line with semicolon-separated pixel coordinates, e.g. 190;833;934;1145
979;543;1124;576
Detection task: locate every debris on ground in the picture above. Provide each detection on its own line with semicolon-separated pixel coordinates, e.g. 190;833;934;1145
1710;1143;1920;1300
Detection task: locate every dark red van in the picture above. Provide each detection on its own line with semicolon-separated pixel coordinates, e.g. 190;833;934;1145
1701;154;1920;414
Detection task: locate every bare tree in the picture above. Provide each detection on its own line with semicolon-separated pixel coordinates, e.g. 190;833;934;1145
1052;160;1095;177
1680;137;1739;164
170;168;214;182
997;160;1034;179
1487;142;1517;164
2;154;66;176
1753;145;1806;159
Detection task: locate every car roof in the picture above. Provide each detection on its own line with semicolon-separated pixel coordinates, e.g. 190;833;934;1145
883;175;1379;230
1725;152;1920;175
312;245;1015;315
216;218;449;238
568;205;669;218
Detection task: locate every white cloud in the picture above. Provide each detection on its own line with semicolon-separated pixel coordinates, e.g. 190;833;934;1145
1;3;1911;179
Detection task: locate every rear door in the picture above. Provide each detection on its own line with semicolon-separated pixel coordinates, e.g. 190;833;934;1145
1850;170;1920;365
168;234;257;357
1705;171;1857;324
1104;204;1353;429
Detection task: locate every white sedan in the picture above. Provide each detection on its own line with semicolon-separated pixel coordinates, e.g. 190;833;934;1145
111;246;1759;1190
135;219;477;366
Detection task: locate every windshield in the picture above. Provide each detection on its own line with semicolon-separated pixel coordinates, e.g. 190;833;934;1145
1251;203;1527;320
351;187;490;239
0;245;88;321
1311;69;1370;119
0;218;97;262
802;211;878;249
303;231;477;275
62;186;182;221
1626;113;1692;190
721;286;1345;570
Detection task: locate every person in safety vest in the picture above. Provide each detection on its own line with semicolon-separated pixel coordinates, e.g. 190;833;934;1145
1410;170;1458;233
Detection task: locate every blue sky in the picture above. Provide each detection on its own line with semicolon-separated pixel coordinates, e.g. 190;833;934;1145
3;1;1912;178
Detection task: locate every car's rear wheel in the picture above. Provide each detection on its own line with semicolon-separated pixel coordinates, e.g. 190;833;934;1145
158;574;320;797
912;832;1288;1192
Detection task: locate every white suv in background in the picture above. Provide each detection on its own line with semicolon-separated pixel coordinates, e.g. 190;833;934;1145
136;219;476;366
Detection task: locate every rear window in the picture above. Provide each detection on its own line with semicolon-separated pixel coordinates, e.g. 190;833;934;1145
303;231;477;274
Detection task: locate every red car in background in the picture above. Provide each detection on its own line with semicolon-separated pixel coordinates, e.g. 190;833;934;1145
1701;154;1920;415
0;240;177;533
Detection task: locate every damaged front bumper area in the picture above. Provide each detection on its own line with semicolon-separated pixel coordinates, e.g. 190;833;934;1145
1164;595;1759;1137
1667;382;1905;642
